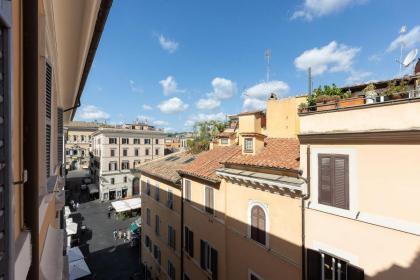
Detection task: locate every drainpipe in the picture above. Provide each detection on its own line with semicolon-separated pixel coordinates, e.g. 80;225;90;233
180;178;184;280
299;144;311;280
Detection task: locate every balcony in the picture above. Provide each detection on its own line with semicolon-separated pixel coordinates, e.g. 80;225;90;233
299;92;420;134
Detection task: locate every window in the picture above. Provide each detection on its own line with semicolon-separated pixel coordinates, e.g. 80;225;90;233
123;149;128;157
155;148;159;156
81;135;85;142
205;186;214;215
307;249;364;280
155;183;160;202
251;205;266;246
167;261;175;280
146;208;151;226
145;235;152;252
134;138;140;144
184;226;194;257
250;272;262;280
183;274;190;280
200;240;218;277
144;138;151;145
318;154;349;210
110;149;115;157
135;148;139;156
244;138;253;153
167;190;173;209
168;225;176;249
155;215;160;236
110;178;115;185
145;148;150;156
184;180;191;202
121;161;130;170
155;138;159;145
108;161;117;171
220;138;228;145
73;135;77;142
122;138;129;144
146;180;151;195
109;137;117;144
124;176;127;183
153;245;161;264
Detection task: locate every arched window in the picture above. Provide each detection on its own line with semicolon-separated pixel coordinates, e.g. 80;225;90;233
132;177;140;196
251;205;266;245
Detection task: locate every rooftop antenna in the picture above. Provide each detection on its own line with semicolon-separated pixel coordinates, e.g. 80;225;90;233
399;25;407;75
308;67;312;96
265;49;271;82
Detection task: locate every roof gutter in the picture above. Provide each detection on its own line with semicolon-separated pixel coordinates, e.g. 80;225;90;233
69;0;113;120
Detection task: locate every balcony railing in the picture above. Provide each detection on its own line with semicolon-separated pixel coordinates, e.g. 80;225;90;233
299;90;420;115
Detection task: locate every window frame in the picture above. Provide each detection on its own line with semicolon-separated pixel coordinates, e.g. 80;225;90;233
204;186;214;215
109;137;117;144
247;201;269;248
220;138;228;145
244;137;253;153
184;179;191;202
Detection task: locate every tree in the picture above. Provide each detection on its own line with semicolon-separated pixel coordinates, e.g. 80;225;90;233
187;120;226;154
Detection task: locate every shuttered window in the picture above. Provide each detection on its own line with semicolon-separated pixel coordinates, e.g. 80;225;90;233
57;108;63;164
205;186;214;215
184;226;194;257
155;215;160;236
318;154;349;210
307;249;364;280
184;180;191;201
146;208;151;225
46;62;52;178
167;225;176;249
251;205;266;246
167;260;175;280
200;240;218;279
167;190;173;209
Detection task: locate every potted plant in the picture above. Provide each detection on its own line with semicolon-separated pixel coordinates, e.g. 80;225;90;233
377;90;389;102
363;83;377;104
385;80;409;100
338;89;365;108
298;102;309;113
315;95;339;111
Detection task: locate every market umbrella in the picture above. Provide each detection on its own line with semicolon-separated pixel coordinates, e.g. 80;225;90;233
67;222;78;235
69;259;91;280
67;247;84;262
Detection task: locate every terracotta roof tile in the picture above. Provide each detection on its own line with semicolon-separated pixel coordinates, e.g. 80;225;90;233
178;146;241;182
224;138;300;170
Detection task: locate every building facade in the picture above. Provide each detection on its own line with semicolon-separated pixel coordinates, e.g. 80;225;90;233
5;0;111;279
91;127;166;201
299;76;420;279
65;121;99;170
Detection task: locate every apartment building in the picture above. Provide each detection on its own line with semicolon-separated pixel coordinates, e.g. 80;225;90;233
91;127;166;201
133;152;197;280
299;75;420;279
5;0;111;279
65;121;99;170
177;96;307;280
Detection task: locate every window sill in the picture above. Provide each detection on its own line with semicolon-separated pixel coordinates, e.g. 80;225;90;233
307;202;358;220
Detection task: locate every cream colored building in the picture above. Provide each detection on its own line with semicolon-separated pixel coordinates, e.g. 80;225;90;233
6;0;111;279
91;127;166;201
65;121;99;170
299;79;420;279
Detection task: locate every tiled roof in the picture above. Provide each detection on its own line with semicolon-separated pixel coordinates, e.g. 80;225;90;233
224;138;300;170
136;152;197;184
216;131;236;138
178;146;241;182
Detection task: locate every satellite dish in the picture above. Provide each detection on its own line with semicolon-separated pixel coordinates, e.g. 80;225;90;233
403;48;418;67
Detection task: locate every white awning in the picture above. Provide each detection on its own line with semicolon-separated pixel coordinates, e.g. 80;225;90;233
64;206;71;217
66;222;78;236
111;198;141;213
69;259;91;280
67;247;84;263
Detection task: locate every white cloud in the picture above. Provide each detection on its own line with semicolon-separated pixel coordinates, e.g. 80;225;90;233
242;80;289;110
345;70;372;85
79;105;110;120
294;41;360;76
158;97;189;114
207;77;237;100
196;98;221;110
153;120;169;126
159;76;185;96
158;34;179;53
291;0;366;20
368;53;381;62
184;112;226;127
388;25;420;52
164;127;175;132
142;104;153;111
129;80;142;93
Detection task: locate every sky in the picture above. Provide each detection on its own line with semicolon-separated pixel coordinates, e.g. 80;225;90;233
75;0;420;132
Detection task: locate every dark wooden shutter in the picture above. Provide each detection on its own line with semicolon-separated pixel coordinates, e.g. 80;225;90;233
306;249;322;280
211;248;218;280
251;206;266;245
318;155;332;206
347;264;364;280
189;229;194;257
57;107;63;164
45;62;52;178
333;155;349;210
200;240;206;269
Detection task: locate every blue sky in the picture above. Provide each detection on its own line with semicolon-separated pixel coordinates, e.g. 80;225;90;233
75;0;420;131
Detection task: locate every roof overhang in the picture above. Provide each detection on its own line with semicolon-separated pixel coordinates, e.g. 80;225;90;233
216;168;307;195
48;0;112;122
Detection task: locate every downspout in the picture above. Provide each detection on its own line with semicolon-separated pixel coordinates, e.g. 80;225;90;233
180;178;184;280
299;144;311;280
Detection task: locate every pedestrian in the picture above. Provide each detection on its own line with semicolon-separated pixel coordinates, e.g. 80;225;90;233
118;230;122;239
107;211;111;219
76;202;80;209
113;230;117;240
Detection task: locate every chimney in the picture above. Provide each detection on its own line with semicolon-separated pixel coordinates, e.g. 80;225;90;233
415;59;420;75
